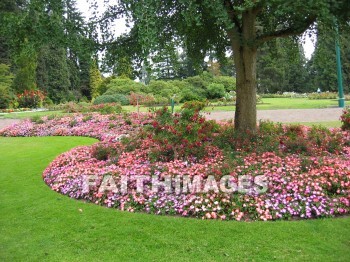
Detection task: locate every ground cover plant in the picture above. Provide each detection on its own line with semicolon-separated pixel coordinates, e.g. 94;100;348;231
1;105;349;222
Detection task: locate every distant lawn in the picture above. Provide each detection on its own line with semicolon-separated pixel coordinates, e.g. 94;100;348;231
123;98;340;112
0;136;349;261
0;98;341;120
0;110;66;119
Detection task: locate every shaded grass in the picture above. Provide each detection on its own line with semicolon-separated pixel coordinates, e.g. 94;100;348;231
0;136;349;261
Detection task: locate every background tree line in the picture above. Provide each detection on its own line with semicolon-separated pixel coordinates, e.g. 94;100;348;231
0;0;349;110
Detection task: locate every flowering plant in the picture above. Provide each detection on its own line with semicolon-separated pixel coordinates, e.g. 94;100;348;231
147;105;219;161
1;112;349;221
17;90;45;108
340;107;350;131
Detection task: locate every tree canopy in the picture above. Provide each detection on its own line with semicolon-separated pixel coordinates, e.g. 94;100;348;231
98;0;350;131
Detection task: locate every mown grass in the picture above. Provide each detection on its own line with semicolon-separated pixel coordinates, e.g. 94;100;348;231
0;110;66;119
0;98;342;120
0;136;349;261
123;98;340;112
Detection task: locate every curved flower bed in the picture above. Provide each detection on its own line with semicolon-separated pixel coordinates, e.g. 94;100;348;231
1;111;350;221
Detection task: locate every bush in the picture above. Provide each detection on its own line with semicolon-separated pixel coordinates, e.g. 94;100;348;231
88;103;122;114
59;102;82;113
0;87;12;109
148;80;179;98
182;101;207;111
148;106;219;161
207;83;226;99
340;107;350;130
98;75;116;95
104;78;149;95
94;94;129;105
308;92;338;100
30;115;44;124
213;76;236;92
179;85;206;102
17;90;45;108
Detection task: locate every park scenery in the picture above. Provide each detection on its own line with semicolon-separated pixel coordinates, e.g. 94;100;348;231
1;0;350;261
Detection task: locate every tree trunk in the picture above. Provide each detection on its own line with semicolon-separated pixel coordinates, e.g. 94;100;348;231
233;45;258;133
227;10;258;133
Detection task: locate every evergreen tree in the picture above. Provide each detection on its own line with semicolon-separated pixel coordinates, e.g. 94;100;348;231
89;60;103;99
36;44;71;102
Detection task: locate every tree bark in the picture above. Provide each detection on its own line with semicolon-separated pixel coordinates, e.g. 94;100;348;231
232;45;257;133
227;9;258;133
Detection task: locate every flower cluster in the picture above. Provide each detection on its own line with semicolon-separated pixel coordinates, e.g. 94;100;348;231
341;107;350;131
0;112;152;142
148;106;219;161
17;90;45;108
1;111;349;221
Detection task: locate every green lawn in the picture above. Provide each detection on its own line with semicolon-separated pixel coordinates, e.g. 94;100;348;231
0;110;65;119
0;98;342;120
123;98;340;113
0;136;349;261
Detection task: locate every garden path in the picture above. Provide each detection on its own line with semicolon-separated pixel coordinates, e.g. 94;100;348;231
0;119;21;130
205;107;344;123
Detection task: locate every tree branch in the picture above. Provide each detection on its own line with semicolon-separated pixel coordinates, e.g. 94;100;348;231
256;15;317;44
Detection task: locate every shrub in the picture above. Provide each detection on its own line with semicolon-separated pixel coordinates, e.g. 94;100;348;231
59;102;82;113
104;78;149;95
0;87;12;109
182;101;207;111
148;80;178;97
179;86;206;102
340;107;350;130
308;92;338;100
213;76;236;92
207;83;226;99
17;90;45;108
91;143;110;161
89;103;122;114
148;105;219;161
30;115;44;124
94;94;129;105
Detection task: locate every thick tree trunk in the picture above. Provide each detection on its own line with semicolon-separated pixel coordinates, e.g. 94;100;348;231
226;9;258;133
233;46;258;133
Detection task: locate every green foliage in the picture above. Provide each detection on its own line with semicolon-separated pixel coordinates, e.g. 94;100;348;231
91;103;122;114
213;76;236;92
115;56;134;78
104;78;149;95
30;115;45;124
148;80;178;99
12;43;37;92
207;83;226;99
89;60;103;99
307;23;350;94
257;37;311;93
36;45;71;103
0;63;14;109
94;94;129;106
98;76;116;95
178;85;206;102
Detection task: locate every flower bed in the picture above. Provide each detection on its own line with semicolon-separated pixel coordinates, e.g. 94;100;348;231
1;109;349;221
